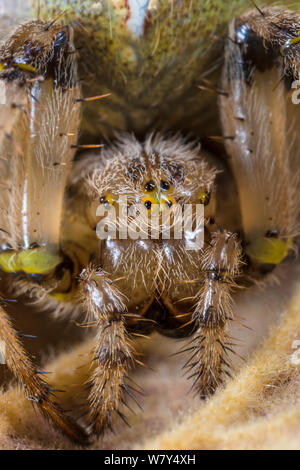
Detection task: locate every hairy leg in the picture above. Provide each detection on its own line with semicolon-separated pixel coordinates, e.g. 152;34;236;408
78;266;136;435
187;232;242;398
0;19;89;443
220;7;300;269
0;19;80;252
0;303;88;443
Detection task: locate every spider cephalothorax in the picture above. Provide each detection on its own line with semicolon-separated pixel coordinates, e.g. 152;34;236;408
71;134;220;328
0;1;299;444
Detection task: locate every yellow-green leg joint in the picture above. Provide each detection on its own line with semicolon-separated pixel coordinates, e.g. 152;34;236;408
0;248;63;275
246;237;293;266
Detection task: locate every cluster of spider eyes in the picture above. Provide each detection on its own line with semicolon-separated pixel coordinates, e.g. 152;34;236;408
99;181;211;210
99;180;176;211
142;180;175;211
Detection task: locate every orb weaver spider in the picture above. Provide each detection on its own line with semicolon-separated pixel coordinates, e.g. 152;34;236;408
0;0;299;444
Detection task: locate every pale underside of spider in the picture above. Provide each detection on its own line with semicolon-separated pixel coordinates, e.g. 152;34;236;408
0;0;299;444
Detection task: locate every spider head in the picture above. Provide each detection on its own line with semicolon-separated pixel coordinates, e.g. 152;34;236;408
85;134;217;239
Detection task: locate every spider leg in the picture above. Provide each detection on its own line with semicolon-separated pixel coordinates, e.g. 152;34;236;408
188;232;242;398
78;266;136;436
0;19;80;261
0;303;88;444
0;18;81;300
220;7;300;269
0;19;87;443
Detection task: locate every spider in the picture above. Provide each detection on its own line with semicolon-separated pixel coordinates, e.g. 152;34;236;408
0;0;299;445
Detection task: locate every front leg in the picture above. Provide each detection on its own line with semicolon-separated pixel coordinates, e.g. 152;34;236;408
0;303;88;443
188;232;242;398
78;267;136;435
0;19;86;443
0;19;80;252
220;7;300;268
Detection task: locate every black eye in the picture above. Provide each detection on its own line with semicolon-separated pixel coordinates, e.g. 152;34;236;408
166;199;173;208
144;200;152;210
144;180;155;192
99;196;105;204
160;180;170;191
198;191;211;206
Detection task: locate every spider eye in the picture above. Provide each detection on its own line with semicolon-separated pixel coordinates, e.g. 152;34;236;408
198;191;210;206
144;200;152;210
160;180;171;192
144;180;156;192
142;195;156;211
161;196;175;210
99;194;114;208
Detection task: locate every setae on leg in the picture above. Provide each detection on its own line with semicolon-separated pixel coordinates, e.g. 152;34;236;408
79;266;137;435
187;232;242;398
220;7;300;270
0;302;88;443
